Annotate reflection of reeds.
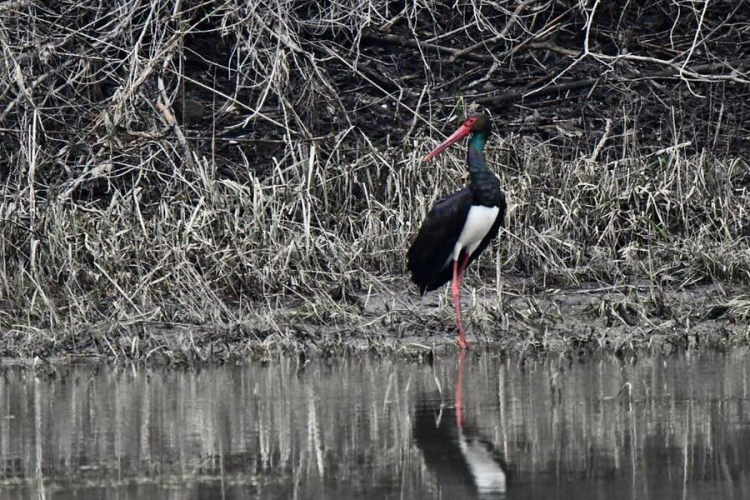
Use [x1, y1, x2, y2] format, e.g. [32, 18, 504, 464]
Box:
[0, 354, 749, 499]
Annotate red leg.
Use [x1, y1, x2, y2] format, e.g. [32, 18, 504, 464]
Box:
[459, 251, 471, 275]
[452, 253, 473, 350]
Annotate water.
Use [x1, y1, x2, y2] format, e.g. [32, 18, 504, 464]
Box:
[1, 351, 749, 500]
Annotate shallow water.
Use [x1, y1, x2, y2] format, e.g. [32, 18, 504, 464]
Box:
[1, 351, 749, 500]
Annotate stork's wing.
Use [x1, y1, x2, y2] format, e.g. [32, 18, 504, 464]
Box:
[407, 188, 472, 294]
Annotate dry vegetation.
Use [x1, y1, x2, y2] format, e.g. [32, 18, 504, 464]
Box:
[0, 0, 749, 360]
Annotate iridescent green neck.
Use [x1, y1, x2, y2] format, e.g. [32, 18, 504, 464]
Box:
[466, 130, 501, 207]
[467, 132, 490, 176]
[470, 131, 488, 151]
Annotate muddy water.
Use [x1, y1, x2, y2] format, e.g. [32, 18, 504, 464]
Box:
[1, 351, 749, 500]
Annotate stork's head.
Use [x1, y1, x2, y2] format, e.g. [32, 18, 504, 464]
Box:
[423, 114, 492, 161]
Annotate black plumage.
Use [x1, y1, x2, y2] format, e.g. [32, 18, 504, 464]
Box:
[407, 188, 505, 294]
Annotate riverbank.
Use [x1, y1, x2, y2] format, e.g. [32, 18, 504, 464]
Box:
[2, 2, 749, 367]
[3, 277, 747, 368]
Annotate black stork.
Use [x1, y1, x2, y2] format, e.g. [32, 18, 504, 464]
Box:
[407, 113, 506, 349]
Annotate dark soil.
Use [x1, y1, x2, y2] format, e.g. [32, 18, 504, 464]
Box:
[3, 279, 747, 369]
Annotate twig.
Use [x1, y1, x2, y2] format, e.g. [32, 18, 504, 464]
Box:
[679, 0, 712, 97]
[448, 0, 545, 62]
[644, 141, 692, 158]
[361, 31, 494, 63]
[524, 42, 580, 58]
[93, 261, 144, 316]
[163, 67, 296, 134]
[56, 163, 114, 205]
[475, 78, 600, 106]
[589, 118, 612, 163]
[476, 59, 750, 108]
[318, 45, 439, 135]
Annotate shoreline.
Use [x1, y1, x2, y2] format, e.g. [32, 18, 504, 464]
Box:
[3, 278, 747, 368]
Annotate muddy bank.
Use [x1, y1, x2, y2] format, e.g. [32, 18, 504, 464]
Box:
[357, 278, 749, 354]
[2, 278, 747, 368]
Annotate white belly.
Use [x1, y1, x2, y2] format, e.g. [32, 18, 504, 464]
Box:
[453, 205, 500, 260]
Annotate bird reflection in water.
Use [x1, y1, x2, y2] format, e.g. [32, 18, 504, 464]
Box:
[414, 351, 508, 499]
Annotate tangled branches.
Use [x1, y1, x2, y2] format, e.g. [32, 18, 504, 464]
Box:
[1, 0, 749, 177]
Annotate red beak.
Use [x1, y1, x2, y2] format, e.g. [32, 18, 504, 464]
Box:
[423, 123, 473, 161]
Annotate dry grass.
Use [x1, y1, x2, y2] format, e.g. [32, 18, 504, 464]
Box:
[0, 1, 749, 358]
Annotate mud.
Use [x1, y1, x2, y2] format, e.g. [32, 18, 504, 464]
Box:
[1, 278, 747, 368]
